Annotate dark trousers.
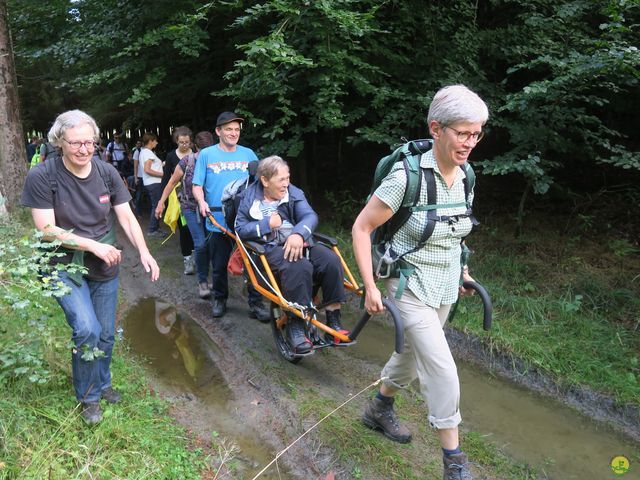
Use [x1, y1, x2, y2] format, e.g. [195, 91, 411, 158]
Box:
[207, 231, 261, 304]
[178, 220, 194, 257]
[145, 183, 162, 233]
[264, 244, 345, 307]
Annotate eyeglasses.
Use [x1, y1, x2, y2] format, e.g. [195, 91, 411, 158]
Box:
[444, 126, 485, 144]
[62, 138, 96, 150]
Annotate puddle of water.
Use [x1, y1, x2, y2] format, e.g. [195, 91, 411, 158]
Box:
[347, 315, 639, 480]
[123, 298, 284, 479]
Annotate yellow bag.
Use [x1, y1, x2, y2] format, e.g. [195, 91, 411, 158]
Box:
[163, 186, 181, 235]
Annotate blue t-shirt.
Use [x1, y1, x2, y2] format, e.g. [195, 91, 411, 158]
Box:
[192, 143, 258, 232]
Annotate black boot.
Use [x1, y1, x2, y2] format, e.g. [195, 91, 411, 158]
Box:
[325, 309, 348, 344]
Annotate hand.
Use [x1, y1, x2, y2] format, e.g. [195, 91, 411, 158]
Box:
[135, 178, 140, 185]
[198, 200, 210, 219]
[140, 250, 160, 281]
[154, 203, 164, 219]
[269, 212, 282, 229]
[91, 242, 122, 267]
[364, 285, 385, 315]
[458, 265, 476, 297]
[283, 234, 304, 262]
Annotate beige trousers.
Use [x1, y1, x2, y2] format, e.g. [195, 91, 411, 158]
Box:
[381, 278, 462, 430]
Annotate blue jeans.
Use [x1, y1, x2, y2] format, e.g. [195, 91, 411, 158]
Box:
[56, 272, 119, 403]
[183, 209, 209, 284]
[145, 183, 162, 232]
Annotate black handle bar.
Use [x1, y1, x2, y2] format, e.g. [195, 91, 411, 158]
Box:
[349, 298, 404, 354]
[461, 280, 493, 331]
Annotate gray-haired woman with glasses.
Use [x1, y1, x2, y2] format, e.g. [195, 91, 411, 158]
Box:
[21, 109, 160, 425]
[352, 85, 488, 480]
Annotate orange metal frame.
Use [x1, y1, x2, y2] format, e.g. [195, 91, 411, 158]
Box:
[208, 214, 361, 344]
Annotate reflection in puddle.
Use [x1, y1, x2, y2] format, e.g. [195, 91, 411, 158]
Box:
[348, 315, 639, 480]
[123, 298, 283, 479]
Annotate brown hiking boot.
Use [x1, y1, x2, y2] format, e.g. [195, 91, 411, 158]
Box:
[101, 387, 121, 404]
[443, 453, 474, 480]
[362, 396, 412, 443]
[81, 402, 102, 425]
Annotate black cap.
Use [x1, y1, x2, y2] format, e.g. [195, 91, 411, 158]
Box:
[216, 111, 244, 127]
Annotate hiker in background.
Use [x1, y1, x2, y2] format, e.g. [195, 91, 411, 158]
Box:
[140, 132, 165, 237]
[20, 109, 159, 425]
[131, 139, 146, 217]
[161, 126, 195, 276]
[155, 131, 215, 299]
[351, 84, 488, 480]
[235, 155, 348, 352]
[26, 137, 39, 163]
[192, 111, 269, 321]
[105, 133, 129, 172]
[40, 139, 58, 163]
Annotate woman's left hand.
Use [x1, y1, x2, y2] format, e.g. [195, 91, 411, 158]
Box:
[283, 234, 304, 262]
[155, 203, 164, 219]
[458, 265, 476, 297]
[140, 250, 160, 281]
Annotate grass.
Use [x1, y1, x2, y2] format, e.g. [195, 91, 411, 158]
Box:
[0, 296, 208, 479]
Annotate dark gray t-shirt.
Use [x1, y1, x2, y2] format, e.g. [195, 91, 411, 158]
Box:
[21, 156, 131, 280]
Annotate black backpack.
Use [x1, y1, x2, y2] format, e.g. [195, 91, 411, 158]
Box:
[220, 160, 259, 233]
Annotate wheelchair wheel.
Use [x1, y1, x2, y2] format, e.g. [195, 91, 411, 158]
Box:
[270, 302, 302, 364]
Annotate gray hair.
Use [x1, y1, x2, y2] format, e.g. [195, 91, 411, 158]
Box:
[427, 85, 489, 126]
[47, 110, 100, 147]
[257, 155, 288, 180]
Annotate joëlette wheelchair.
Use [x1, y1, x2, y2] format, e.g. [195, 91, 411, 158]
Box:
[208, 214, 405, 364]
[207, 214, 492, 364]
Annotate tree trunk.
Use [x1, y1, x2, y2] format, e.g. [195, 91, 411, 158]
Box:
[0, 0, 27, 214]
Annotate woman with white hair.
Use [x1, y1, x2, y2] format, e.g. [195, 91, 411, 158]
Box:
[352, 85, 489, 480]
[21, 109, 160, 425]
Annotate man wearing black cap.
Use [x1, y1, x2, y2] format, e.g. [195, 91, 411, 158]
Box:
[192, 112, 269, 320]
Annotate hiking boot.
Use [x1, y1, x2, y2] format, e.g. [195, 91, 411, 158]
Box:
[81, 402, 102, 425]
[183, 255, 195, 275]
[286, 317, 312, 354]
[325, 309, 349, 344]
[212, 298, 227, 318]
[248, 301, 270, 323]
[198, 282, 211, 299]
[101, 387, 121, 404]
[362, 397, 412, 443]
[443, 453, 473, 480]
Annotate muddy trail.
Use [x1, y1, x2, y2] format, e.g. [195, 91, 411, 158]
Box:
[115, 228, 639, 480]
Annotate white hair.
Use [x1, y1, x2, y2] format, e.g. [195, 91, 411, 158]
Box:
[47, 110, 100, 147]
[427, 85, 489, 126]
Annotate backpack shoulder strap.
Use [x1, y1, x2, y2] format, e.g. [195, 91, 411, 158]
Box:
[92, 158, 115, 198]
[45, 155, 59, 195]
[461, 162, 475, 206]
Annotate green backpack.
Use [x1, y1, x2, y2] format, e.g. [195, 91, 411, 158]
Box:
[369, 139, 477, 298]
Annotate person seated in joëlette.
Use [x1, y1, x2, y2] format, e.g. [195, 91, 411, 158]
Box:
[234, 155, 348, 353]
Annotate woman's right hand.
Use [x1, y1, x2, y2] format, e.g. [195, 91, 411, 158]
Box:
[364, 285, 385, 315]
[269, 212, 282, 229]
[91, 242, 122, 267]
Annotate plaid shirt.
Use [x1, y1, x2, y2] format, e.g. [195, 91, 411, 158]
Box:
[374, 149, 475, 308]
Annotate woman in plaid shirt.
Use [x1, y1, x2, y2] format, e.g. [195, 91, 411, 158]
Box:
[352, 85, 489, 480]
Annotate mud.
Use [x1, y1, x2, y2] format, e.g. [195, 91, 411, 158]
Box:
[115, 229, 639, 479]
